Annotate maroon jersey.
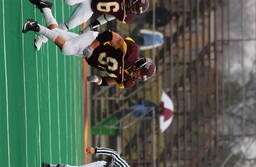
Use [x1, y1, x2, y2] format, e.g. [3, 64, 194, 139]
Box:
[86, 38, 139, 88]
[91, 0, 135, 23]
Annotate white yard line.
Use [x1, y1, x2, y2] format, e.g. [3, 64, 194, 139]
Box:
[2, 0, 11, 167]
[46, 43, 53, 161]
[61, 1, 69, 162]
[53, 0, 62, 162]
[20, 1, 28, 167]
[70, 59, 74, 163]
[34, 9, 42, 164]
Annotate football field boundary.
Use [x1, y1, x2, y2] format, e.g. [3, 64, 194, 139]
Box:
[1, 1, 11, 167]
[0, 1, 86, 167]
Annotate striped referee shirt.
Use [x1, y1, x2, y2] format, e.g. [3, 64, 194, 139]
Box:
[95, 147, 129, 167]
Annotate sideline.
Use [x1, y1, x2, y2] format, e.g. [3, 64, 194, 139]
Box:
[82, 58, 89, 164]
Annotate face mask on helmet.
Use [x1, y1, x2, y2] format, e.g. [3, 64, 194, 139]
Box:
[126, 0, 149, 15]
[132, 58, 156, 81]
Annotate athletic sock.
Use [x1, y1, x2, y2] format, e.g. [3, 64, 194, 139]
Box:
[38, 25, 58, 42]
[42, 8, 58, 26]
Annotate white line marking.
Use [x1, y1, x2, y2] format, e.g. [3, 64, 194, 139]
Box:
[61, 0, 69, 162]
[70, 59, 74, 163]
[20, 1, 29, 167]
[34, 9, 42, 164]
[53, 0, 62, 162]
[2, 0, 11, 166]
[46, 41, 53, 161]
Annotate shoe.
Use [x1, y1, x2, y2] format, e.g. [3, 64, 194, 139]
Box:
[22, 19, 40, 33]
[34, 35, 48, 50]
[29, 0, 53, 12]
[41, 163, 66, 167]
[41, 163, 50, 167]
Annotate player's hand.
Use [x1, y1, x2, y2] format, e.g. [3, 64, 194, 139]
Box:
[87, 75, 102, 85]
[83, 46, 94, 59]
[86, 146, 95, 154]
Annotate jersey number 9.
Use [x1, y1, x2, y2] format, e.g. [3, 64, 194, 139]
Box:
[97, 2, 120, 12]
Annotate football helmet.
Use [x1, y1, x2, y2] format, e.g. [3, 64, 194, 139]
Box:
[126, 0, 149, 15]
[132, 57, 156, 81]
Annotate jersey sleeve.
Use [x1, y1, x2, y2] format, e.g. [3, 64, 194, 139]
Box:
[95, 147, 130, 167]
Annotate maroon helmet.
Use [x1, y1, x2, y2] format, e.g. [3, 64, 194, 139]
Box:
[132, 57, 156, 81]
[125, 0, 149, 15]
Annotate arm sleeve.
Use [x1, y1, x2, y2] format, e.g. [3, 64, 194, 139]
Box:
[95, 147, 129, 167]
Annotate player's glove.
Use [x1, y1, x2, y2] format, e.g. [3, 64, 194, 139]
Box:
[83, 46, 94, 59]
[87, 75, 102, 85]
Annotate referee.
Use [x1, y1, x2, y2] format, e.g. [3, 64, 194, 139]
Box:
[42, 146, 129, 167]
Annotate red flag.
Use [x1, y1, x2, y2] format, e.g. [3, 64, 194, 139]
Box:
[159, 91, 174, 132]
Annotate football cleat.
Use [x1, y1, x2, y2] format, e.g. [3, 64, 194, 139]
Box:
[41, 163, 66, 167]
[29, 0, 53, 12]
[34, 35, 48, 51]
[41, 163, 50, 167]
[22, 19, 40, 33]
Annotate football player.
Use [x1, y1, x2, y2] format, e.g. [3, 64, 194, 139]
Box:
[29, 0, 149, 50]
[22, 10, 155, 88]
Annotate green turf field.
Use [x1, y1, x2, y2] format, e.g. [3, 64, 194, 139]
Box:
[0, 1, 85, 167]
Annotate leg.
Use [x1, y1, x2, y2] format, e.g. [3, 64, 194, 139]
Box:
[34, 7, 59, 50]
[22, 19, 97, 56]
[42, 161, 106, 167]
[42, 8, 58, 28]
[62, 30, 98, 56]
[34, 26, 97, 56]
[28, 0, 56, 50]
[22, 19, 71, 51]
[63, 0, 93, 30]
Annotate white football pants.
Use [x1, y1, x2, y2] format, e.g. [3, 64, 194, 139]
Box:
[60, 29, 98, 56]
[38, 6, 98, 56]
[64, 0, 93, 29]
[36, 0, 94, 50]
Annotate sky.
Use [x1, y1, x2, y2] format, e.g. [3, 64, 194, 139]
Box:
[222, 0, 256, 166]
